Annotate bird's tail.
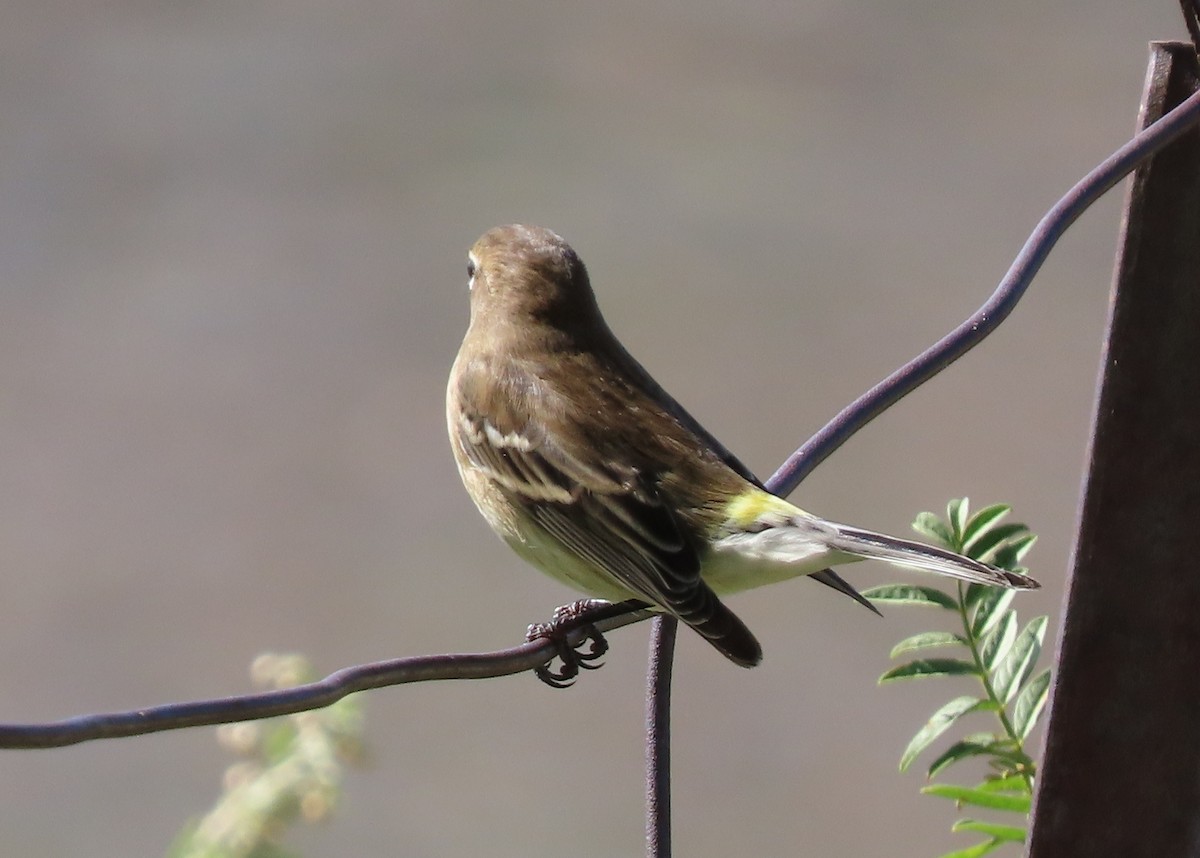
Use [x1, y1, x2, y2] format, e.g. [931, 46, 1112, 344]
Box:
[824, 522, 1039, 590]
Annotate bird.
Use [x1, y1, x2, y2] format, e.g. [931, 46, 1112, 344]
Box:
[446, 224, 1039, 668]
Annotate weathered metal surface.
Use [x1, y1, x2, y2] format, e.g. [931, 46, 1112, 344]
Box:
[1027, 43, 1200, 857]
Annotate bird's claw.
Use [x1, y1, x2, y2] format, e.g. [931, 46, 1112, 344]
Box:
[526, 599, 611, 688]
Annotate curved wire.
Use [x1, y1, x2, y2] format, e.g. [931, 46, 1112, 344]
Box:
[768, 82, 1200, 494]
[1, 79, 1199, 753]
[0, 606, 653, 749]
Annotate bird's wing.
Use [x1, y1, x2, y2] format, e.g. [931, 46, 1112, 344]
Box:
[451, 360, 762, 665]
[451, 371, 761, 664]
[453, 401, 710, 614]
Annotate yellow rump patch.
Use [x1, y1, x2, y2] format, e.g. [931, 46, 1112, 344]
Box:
[724, 489, 803, 527]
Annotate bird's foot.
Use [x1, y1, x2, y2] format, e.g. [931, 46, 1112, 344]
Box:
[526, 599, 611, 688]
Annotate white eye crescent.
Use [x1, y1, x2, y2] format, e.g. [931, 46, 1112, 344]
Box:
[466, 253, 478, 291]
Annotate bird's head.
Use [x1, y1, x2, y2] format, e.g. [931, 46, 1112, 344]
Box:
[463, 225, 606, 344]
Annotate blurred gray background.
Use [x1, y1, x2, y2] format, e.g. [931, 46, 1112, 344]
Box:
[0, 2, 1180, 855]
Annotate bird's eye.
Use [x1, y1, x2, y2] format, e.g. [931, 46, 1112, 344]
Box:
[466, 257, 477, 290]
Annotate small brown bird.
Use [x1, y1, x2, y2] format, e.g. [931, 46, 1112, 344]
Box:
[447, 225, 1038, 667]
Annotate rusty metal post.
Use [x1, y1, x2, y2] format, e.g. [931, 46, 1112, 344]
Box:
[1027, 43, 1200, 857]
